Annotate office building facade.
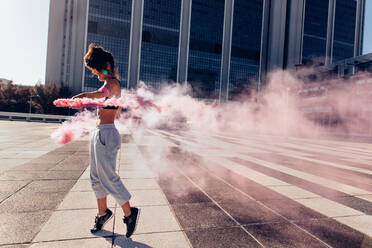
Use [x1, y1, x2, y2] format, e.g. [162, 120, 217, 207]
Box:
[46, 0, 366, 100]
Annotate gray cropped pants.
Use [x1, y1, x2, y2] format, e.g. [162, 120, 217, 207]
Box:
[90, 124, 131, 206]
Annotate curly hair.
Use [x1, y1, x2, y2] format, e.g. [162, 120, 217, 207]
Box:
[84, 44, 119, 78]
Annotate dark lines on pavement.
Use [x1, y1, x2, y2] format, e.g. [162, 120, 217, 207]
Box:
[140, 130, 371, 248]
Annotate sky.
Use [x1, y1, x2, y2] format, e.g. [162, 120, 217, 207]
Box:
[0, 0, 371, 86]
[364, 0, 372, 54]
[0, 0, 49, 85]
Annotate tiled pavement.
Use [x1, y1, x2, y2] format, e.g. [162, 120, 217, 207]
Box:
[139, 129, 372, 248]
[29, 136, 191, 248]
[1, 120, 372, 247]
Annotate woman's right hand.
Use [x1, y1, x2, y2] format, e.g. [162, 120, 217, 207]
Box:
[69, 96, 82, 109]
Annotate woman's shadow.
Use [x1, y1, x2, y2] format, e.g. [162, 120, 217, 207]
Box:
[93, 230, 152, 248]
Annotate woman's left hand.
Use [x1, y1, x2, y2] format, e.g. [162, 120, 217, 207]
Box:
[72, 93, 85, 99]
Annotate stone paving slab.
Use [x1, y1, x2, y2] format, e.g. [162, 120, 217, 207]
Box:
[359, 194, 372, 202]
[1, 245, 29, 248]
[0, 189, 67, 213]
[30, 238, 112, 248]
[70, 178, 160, 192]
[336, 215, 372, 237]
[269, 185, 320, 199]
[57, 191, 116, 210]
[185, 227, 261, 248]
[26, 180, 77, 193]
[296, 197, 363, 217]
[0, 180, 29, 202]
[113, 232, 190, 248]
[114, 205, 182, 235]
[118, 170, 157, 179]
[0, 210, 53, 245]
[130, 189, 168, 206]
[33, 209, 114, 242]
[79, 169, 157, 180]
[0, 159, 33, 172]
[0, 170, 50, 181]
[118, 161, 149, 170]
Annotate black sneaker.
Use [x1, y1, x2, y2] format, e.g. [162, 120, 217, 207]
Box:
[90, 208, 113, 233]
[123, 207, 140, 238]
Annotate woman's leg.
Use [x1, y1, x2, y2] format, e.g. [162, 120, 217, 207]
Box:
[121, 201, 131, 217]
[90, 130, 109, 214]
[97, 197, 108, 215]
[89, 130, 113, 233]
[95, 127, 139, 238]
[95, 128, 132, 212]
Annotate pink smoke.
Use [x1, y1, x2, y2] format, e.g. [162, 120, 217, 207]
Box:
[51, 110, 96, 144]
[53, 94, 161, 112]
[51, 70, 372, 144]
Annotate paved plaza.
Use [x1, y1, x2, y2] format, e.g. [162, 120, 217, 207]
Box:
[0, 120, 371, 247]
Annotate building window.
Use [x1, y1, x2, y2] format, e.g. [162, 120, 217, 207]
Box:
[333, 0, 357, 62]
[302, 0, 329, 65]
[187, 0, 225, 99]
[229, 0, 263, 100]
[139, 0, 181, 88]
[88, 21, 98, 34]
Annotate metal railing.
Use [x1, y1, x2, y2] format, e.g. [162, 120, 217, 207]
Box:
[0, 111, 70, 123]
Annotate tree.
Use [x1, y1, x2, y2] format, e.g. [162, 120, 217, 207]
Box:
[0, 81, 35, 112]
[32, 82, 71, 115]
[0, 81, 72, 115]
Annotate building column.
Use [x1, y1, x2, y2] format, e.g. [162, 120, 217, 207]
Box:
[177, 0, 192, 84]
[62, 0, 73, 85]
[325, 0, 336, 65]
[259, 0, 270, 89]
[284, 0, 306, 69]
[354, 0, 365, 57]
[81, 0, 90, 92]
[219, 0, 234, 103]
[266, 0, 288, 71]
[71, 0, 89, 94]
[127, 0, 144, 89]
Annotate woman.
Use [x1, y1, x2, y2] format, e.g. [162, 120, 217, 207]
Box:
[72, 44, 139, 238]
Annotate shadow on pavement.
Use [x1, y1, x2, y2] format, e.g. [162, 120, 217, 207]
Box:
[92, 230, 152, 248]
[114, 235, 152, 248]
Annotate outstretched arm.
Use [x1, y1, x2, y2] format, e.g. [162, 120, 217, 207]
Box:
[72, 90, 105, 99]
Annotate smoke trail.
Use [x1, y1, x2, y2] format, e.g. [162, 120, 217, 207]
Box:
[51, 110, 96, 144]
[51, 69, 372, 144]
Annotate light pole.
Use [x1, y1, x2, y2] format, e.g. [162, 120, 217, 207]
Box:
[28, 94, 33, 116]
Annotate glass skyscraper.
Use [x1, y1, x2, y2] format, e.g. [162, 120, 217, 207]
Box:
[46, 0, 366, 98]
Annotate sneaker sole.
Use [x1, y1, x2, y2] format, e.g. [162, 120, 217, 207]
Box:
[102, 214, 113, 230]
[133, 208, 141, 235]
[91, 213, 113, 233]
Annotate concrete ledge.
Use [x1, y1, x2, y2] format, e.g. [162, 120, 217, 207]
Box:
[0, 111, 70, 123]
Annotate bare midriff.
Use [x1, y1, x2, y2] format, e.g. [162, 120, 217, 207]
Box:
[97, 108, 118, 125]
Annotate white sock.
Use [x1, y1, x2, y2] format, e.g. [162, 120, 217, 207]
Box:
[98, 212, 106, 217]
